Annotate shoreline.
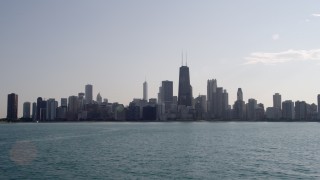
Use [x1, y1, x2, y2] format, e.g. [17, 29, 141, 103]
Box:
[1, 120, 320, 123]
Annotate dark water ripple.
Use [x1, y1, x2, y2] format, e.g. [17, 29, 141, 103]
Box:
[1, 122, 320, 179]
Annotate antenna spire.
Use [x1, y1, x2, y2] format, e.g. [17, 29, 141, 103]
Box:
[181, 50, 184, 66]
[186, 51, 188, 66]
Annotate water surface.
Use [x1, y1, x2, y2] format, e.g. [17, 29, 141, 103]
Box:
[1, 122, 320, 179]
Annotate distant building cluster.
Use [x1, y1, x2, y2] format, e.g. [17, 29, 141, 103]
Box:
[4, 62, 320, 122]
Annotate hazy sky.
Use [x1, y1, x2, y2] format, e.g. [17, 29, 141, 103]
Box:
[1, 0, 320, 118]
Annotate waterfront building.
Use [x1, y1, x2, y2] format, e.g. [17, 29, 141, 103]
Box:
[143, 80, 148, 101]
[32, 102, 37, 120]
[295, 101, 307, 121]
[207, 79, 217, 117]
[247, 98, 257, 121]
[40, 100, 47, 121]
[282, 100, 294, 120]
[36, 97, 43, 120]
[7, 93, 18, 120]
[96, 93, 102, 104]
[46, 99, 58, 120]
[161, 80, 173, 112]
[85, 84, 93, 104]
[233, 88, 245, 120]
[273, 93, 282, 109]
[61, 98, 67, 108]
[318, 94, 320, 119]
[178, 65, 193, 107]
[23, 102, 31, 118]
[68, 96, 79, 120]
[195, 95, 207, 119]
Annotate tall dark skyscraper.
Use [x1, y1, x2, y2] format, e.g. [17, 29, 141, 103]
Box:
[7, 93, 18, 120]
[85, 84, 93, 104]
[178, 65, 193, 106]
[36, 97, 43, 120]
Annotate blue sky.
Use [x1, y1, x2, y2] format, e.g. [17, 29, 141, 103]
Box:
[1, 0, 320, 118]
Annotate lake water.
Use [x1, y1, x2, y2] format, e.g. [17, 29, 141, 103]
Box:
[1, 122, 320, 179]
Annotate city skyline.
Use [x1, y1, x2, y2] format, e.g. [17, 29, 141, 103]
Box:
[1, 1, 320, 118]
[3, 63, 320, 121]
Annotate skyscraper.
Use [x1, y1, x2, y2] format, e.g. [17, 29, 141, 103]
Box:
[318, 95, 320, 119]
[68, 95, 78, 120]
[215, 87, 223, 118]
[161, 80, 173, 112]
[143, 81, 148, 101]
[247, 98, 257, 121]
[85, 84, 93, 104]
[7, 93, 18, 120]
[295, 101, 307, 121]
[178, 65, 192, 106]
[273, 93, 282, 109]
[207, 79, 217, 116]
[282, 100, 294, 120]
[237, 88, 243, 101]
[96, 93, 102, 104]
[233, 88, 245, 120]
[36, 97, 43, 120]
[61, 98, 68, 108]
[46, 99, 58, 120]
[23, 102, 31, 118]
[32, 102, 37, 120]
[222, 90, 229, 111]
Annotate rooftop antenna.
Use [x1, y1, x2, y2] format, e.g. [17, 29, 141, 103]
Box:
[181, 50, 184, 66]
[186, 51, 188, 66]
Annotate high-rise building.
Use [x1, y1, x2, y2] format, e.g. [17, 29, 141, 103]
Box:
[233, 88, 245, 120]
[295, 101, 307, 121]
[161, 80, 173, 112]
[237, 88, 243, 101]
[36, 97, 43, 120]
[143, 81, 148, 101]
[178, 65, 192, 106]
[215, 87, 223, 118]
[7, 93, 18, 120]
[61, 98, 68, 108]
[247, 99, 257, 121]
[23, 102, 31, 118]
[85, 84, 93, 104]
[46, 99, 58, 120]
[40, 100, 47, 121]
[282, 100, 294, 120]
[32, 102, 37, 120]
[207, 79, 217, 116]
[96, 93, 102, 104]
[222, 90, 229, 111]
[273, 93, 282, 109]
[318, 95, 320, 119]
[78, 93, 85, 111]
[68, 96, 78, 120]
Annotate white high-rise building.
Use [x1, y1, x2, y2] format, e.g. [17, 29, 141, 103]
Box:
[23, 102, 31, 118]
[143, 81, 148, 101]
[85, 84, 93, 104]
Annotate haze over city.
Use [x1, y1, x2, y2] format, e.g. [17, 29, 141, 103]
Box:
[1, 0, 320, 118]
